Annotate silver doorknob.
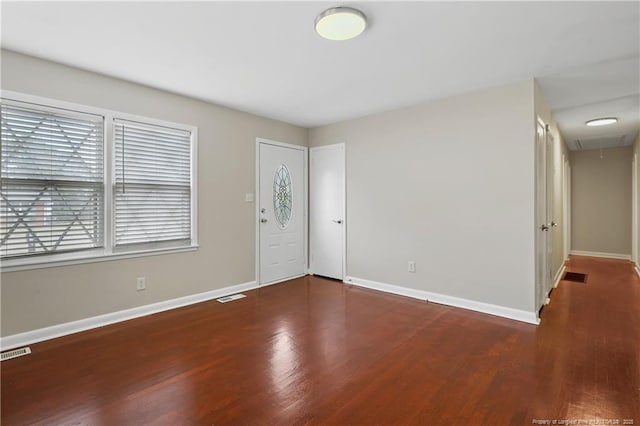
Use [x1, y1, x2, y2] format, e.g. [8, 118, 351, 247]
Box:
[261, 218, 267, 223]
[332, 219, 343, 224]
[540, 224, 549, 231]
[551, 221, 558, 227]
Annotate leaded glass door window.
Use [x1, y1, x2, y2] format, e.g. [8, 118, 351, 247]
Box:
[273, 164, 292, 229]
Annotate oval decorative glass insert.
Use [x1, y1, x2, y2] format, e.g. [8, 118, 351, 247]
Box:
[273, 164, 292, 228]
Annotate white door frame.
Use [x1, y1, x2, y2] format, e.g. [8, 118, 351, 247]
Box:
[255, 138, 308, 286]
[309, 143, 347, 280]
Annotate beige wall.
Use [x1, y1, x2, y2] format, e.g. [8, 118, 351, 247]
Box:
[310, 80, 536, 312]
[571, 146, 633, 256]
[0, 50, 307, 336]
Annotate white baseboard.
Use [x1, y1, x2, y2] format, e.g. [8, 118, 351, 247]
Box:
[570, 250, 631, 260]
[0, 280, 257, 351]
[553, 265, 566, 289]
[343, 276, 539, 325]
[635, 264, 640, 278]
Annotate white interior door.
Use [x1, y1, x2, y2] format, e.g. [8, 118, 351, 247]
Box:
[632, 152, 638, 265]
[563, 158, 571, 261]
[310, 144, 345, 280]
[258, 140, 306, 285]
[535, 121, 550, 312]
[545, 130, 554, 294]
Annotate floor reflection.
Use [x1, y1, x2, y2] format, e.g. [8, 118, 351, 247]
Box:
[269, 322, 304, 407]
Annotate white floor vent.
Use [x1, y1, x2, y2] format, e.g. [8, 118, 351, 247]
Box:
[1, 347, 31, 361]
[216, 294, 246, 303]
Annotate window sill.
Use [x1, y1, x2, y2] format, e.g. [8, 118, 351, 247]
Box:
[0, 245, 199, 273]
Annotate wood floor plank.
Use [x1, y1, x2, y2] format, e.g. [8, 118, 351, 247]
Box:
[1, 255, 639, 425]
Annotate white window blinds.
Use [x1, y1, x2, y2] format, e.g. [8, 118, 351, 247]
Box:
[1, 103, 104, 258]
[114, 119, 192, 247]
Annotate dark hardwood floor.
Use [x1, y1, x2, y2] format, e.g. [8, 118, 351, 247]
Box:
[1, 256, 639, 425]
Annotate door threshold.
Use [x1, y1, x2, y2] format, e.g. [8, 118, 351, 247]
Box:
[259, 273, 307, 287]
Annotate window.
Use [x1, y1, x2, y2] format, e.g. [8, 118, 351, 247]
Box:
[1, 102, 104, 258]
[114, 120, 192, 249]
[0, 92, 197, 270]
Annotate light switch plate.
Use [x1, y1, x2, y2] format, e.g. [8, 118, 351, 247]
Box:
[245, 193, 254, 202]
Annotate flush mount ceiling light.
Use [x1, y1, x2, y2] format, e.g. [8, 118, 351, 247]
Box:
[585, 117, 618, 127]
[315, 7, 367, 41]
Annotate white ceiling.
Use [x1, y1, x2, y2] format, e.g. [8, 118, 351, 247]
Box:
[1, 1, 639, 137]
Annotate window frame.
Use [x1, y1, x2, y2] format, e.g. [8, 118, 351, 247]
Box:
[0, 91, 198, 272]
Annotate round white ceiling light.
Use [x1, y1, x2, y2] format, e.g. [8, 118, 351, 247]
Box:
[585, 117, 618, 127]
[315, 7, 367, 41]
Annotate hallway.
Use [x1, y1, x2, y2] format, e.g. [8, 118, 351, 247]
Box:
[529, 255, 640, 422]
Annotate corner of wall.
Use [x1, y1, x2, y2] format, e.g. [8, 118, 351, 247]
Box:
[533, 79, 552, 125]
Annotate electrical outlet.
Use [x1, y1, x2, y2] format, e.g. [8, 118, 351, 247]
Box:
[136, 277, 146, 291]
[408, 261, 416, 273]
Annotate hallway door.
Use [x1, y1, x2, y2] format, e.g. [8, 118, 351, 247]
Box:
[535, 121, 551, 312]
[545, 131, 555, 295]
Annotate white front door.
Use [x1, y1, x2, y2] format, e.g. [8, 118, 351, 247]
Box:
[258, 140, 306, 285]
[310, 144, 345, 280]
